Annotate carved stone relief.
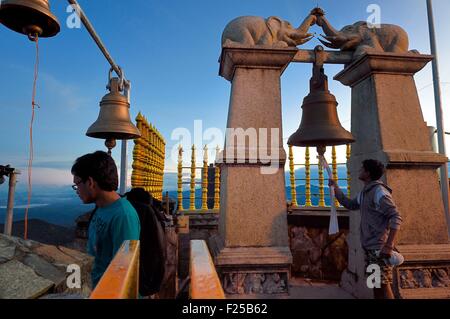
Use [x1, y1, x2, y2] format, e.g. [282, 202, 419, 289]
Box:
[398, 267, 450, 289]
[222, 272, 288, 295]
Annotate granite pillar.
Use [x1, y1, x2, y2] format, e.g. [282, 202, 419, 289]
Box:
[334, 52, 450, 299]
[209, 45, 295, 296]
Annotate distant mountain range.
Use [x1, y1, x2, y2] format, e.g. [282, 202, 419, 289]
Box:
[164, 165, 349, 190]
[0, 185, 94, 228]
[0, 219, 75, 246]
[1, 163, 448, 228]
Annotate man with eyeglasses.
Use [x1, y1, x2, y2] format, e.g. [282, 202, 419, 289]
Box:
[71, 151, 140, 288]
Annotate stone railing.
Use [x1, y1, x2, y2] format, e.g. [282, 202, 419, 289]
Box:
[288, 144, 351, 207]
[131, 113, 165, 201]
[176, 144, 353, 211]
[177, 145, 220, 212]
[286, 145, 352, 280]
[189, 240, 225, 299]
[90, 240, 140, 299]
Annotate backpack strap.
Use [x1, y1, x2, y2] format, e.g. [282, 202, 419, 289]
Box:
[373, 184, 392, 206]
[88, 206, 98, 226]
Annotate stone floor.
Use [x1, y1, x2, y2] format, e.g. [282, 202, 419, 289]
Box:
[288, 278, 355, 299]
[0, 234, 93, 299]
[228, 278, 355, 299]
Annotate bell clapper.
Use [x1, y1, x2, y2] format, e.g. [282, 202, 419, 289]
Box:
[317, 145, 326, 171]
[317, 145, 326, 157]
[24, 25, 42, 42]
[105, 138, 117, 156]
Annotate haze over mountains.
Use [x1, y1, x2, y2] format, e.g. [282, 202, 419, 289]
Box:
[0, 166, 348, 227]
[4, 163, 448, 228]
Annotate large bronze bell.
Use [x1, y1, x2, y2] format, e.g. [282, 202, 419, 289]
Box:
[288, 49, 354, 148]
[0, 0, 60, 38]
[86, 77, 141, 144]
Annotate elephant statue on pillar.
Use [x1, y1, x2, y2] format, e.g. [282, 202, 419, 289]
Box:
[312, 8, 419, 57]
[221, 13, 317, 48]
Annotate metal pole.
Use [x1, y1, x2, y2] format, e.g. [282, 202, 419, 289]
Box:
[4, 172, 17, 236]
[67, 0, 134, 195]
[427, 0, 450, 236]
[119, 140, 127, 195]
[119, 81, 131, 195]
[67, 0, 123, 79]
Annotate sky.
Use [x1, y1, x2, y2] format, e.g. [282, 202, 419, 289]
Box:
[0, 0, 449, 188]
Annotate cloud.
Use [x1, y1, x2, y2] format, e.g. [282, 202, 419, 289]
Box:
[1, 156, 75, 170]
[13, 167, 72, 186]
[6, 64, 88, 112]
[39, 72, 88, 111]
[31, 161, 74, 170]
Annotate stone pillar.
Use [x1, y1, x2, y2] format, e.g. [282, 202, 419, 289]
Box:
[335, 52, 450, 299]
[209, 45, 295, 296]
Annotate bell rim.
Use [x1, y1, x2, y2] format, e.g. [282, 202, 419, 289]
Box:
[0, 0, 60, 37]
[86, 129, 142, 140]
[86, 121, 141, 140]
[287, 126, 355, 147]
[86, 132, 142, 140]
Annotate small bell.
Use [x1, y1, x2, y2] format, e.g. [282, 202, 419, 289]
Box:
[0, 0, 60, 38]
[288, 46, 354, 148]
[86, 77, 141, 153]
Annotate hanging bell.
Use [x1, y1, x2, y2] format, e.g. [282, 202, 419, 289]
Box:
[86, 77, 141, 141]
[0, 0, 60, 38]
[288, 53, 354, 148]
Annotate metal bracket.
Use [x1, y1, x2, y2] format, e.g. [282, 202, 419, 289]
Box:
[292, 48, 353, 65]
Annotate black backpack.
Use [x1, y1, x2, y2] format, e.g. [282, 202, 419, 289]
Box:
[127, 200, 167, 296]
[88, 200, 167, 296]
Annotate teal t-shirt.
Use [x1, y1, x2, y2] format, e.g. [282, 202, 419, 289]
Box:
[87, 197, 140, 287]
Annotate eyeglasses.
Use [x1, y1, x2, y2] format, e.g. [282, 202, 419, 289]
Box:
[72, 180, 83, 191]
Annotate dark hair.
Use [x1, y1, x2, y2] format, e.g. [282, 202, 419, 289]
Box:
[362, 159, 385, 181]
[71, 151, 118, 191]
[125, 188, 152, 205]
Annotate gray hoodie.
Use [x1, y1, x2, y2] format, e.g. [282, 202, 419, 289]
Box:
[335, 180, 402, 250]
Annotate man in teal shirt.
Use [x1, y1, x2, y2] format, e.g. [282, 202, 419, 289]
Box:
[71, 151, 140, 288]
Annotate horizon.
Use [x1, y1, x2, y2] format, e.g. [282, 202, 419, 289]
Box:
[1, 0, 449, 188]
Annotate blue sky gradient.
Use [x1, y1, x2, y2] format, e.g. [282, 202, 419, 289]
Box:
[1, 0, 449, 186]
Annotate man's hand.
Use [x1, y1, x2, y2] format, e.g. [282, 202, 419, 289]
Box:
[380, 245, 393, 258]
[381, 230, 398, 259]
[328, 178, 337, 188]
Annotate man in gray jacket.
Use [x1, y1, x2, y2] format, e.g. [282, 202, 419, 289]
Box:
[328, 159, 402, 299]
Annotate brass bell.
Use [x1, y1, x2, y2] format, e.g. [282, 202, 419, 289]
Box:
[0, 0, 60, 38]
[86, 77, 141, 142]
[288, 49, 354, 148]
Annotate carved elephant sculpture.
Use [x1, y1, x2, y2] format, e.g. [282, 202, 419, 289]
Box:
[221, 14, 316, 48]
[315, 14, 417, 57]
